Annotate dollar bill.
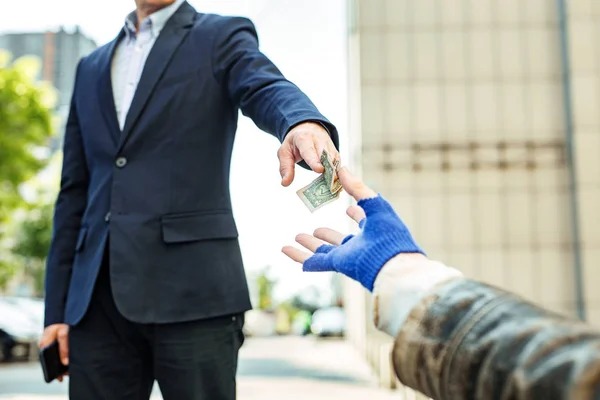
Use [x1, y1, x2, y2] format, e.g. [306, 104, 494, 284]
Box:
[321, 151, 336, 192]
[330, 158, 342, 194]
[297, 150, 342, 212]
[320, 150, 343, 193]
[296, 174, 341, 212]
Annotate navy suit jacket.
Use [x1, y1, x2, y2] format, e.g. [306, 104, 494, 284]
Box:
[44, 2, 339, 327]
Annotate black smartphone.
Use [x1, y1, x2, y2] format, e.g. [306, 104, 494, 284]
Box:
[39, 341, 68, 383]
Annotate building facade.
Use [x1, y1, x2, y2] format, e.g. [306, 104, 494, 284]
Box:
[344, 0, 600, 392]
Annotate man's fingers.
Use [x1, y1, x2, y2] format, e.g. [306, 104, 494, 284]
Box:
[346, 205, 366, 224]
[38, 332, 51, 349]
[57, 370, 69, 382]
[277, 145, 296, 187]
[282, 246, 312, 264]
[337, 167, 377, 201]
[313, 228, 345, 246]
[295, 233, 325, 253]
[296, 137, 323, 173]
[39, 326, 58, 349]
[328, 145, 340, 164]
[57, 326, 69, 365]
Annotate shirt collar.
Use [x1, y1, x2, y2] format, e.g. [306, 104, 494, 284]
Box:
[123, 0, 185, 39]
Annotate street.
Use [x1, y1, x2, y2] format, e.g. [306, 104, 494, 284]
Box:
[0, 336, 398, 400]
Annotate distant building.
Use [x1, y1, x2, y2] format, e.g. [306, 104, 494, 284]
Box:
[0, 26, 97, 151]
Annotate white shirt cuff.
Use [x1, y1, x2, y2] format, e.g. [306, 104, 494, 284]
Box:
[372, 256, 463, 338]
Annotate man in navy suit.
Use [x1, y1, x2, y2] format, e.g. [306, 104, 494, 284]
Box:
[38, 0, 339, 398]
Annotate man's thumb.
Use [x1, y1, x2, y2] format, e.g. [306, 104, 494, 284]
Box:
[278, 146, 295, 186]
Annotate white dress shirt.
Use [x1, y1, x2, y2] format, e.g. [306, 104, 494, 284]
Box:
[111, 0, 185, 130]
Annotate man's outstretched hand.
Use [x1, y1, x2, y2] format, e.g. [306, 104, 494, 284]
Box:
[278, 122, 339, 186]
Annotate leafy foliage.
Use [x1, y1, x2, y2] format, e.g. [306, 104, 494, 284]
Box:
[0, 256, 17, 290]
[13, 202, 54, 295]
[256, 266, 277, 310]
[0, 50, 57, 289]
[0, 50, 56, 224]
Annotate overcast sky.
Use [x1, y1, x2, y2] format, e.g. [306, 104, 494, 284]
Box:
[1, 0, 351, 302]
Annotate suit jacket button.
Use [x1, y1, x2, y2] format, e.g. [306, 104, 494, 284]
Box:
[115, 157, 127, 168]
[104, 212, 111, 222]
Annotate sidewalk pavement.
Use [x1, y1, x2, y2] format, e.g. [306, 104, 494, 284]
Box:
[236, 336, 399, 400]
[0, 336, 399, 400]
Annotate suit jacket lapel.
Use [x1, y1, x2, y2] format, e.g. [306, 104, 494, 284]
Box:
[97, 30, 124, 146]
[118, 2, 196, 152]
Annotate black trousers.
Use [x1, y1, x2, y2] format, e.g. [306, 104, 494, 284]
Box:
[68, 250, 245, 400]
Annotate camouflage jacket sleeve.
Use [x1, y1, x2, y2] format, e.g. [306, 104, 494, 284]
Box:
[392, 278, 600, 400]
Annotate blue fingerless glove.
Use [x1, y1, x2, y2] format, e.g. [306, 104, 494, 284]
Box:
[303, 195, 425, 291]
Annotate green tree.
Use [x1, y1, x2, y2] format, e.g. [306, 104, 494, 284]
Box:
[13, 202, 54, 295]
[0, 256, 18, 290]
[0, 50, 56, 223]
[256, 267, 277, 311]
[0, 50, 57, 287]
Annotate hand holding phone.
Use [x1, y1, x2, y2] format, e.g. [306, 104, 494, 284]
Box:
[38, 323, 69, 383]
[39, 340, 69, 383]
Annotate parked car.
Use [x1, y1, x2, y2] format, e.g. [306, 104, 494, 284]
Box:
[310, 307, 345, 337]
[0, 297, 43, 362]
[2, 297, 44, 328]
